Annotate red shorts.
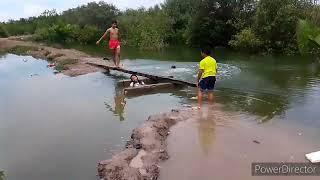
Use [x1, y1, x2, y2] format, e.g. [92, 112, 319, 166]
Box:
[109, 40, 121, 50]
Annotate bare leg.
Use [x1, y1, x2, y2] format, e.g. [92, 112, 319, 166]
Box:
[208, 91, 214, 105]
[111, 49, 116, 66]
[198, 89, 203, 109]
[116, 47, 121, 67]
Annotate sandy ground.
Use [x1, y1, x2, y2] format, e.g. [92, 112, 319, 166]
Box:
[0, 37, 111, 76]
[159, 106, 319, 180]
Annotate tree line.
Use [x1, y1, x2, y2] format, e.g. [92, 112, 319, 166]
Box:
[0, 0, 319, 55]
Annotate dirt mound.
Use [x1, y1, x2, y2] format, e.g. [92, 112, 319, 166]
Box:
[98, 109, 197, 180]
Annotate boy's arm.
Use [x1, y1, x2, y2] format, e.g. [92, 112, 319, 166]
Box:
[197, 69, 203, 86]
[118, 29, 121, 41]
[97, 29, 110, 44]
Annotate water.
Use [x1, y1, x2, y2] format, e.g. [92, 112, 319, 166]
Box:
[1, 47, 320, 179]
[0, 54, 185, 180]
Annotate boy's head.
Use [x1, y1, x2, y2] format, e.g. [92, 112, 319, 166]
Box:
[201, 47, 212, 58]
[130, 74, 138, 82]
[112, 20, 118, 28]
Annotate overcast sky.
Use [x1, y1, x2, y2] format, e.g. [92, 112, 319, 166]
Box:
[0, 0, 165, 22]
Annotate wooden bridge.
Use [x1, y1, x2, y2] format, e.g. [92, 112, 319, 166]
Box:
[87, 62, 197, 88]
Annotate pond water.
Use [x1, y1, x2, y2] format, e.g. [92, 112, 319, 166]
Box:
[1, 47, 320, 180]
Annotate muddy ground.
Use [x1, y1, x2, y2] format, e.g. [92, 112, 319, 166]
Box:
[98, 109, 198, 180]
[0, 37, 111, 76]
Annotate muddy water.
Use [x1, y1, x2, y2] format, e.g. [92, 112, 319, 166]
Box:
[1, 48, 320, 180]
[160, 106, 319, 180]
[0, 54, 187, 180]
[157, 52, 320, 179]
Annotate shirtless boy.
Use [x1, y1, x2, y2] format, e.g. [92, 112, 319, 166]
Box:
[96, 20, 121, 67]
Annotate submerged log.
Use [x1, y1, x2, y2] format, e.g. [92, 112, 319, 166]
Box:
[124, 83, 181, 96]
[86, 62, 197, 87]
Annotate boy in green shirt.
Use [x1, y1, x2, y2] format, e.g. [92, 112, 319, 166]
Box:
[196, 47, 218, 109]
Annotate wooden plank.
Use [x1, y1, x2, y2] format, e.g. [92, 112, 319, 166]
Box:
[87, 62, 197, 87]
[123, 83, 179, 96]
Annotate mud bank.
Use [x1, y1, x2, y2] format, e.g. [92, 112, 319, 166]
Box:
[98, 109, 197, 180]
[0, 37, 110, 76]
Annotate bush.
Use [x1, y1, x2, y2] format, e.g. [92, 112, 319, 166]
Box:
[55, 59, 78, 71]
[229, 28, 262, 53]
[72, 25, 101, 44]
[297, 19, 320, 55]
[0, 25, 9, 38]
[3, 19, 37, 35]
[34, 22, 76, 43]
[8, 45, 38, 55]
[119, 8, 172, 49]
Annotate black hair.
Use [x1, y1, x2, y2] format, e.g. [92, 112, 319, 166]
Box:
[130, 74, 138, 80]
[112, 20, 118, 25]
[130, 74, 142, 84]
[201, 47, 212, 55]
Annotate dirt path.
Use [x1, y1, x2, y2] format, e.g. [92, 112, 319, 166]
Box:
[0, 37, 112, 76]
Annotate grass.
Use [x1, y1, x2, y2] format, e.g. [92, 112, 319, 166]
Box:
[55, 58, 78, 71]
[8, 45, 38, 55]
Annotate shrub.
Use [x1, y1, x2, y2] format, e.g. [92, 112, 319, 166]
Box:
[229, 28, 262, 53]
[72, 25, 101, 44]
[119, 8, 172, 49]
[55, 59, 78, 71]
[0, 25, 9, 38]
[34, 22, 76, 43]
[8, 45, 38, 55]
[296, 19, 320, 55]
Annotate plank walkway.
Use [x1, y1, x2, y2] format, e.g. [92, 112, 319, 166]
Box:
[87, 62, 197, 87]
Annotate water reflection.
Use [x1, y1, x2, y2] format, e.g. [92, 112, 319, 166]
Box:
[105, 89, 127, 121]
[197, 108, 216, 155]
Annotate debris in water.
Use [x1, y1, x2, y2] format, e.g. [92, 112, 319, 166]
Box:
[190, 96, 197, 100]
[305, 151, 320, 163]
[183, 104, 192, 108]
[23, 59, 28, 62]
[30, 73, 39, 77]
[253, 140, 261, 144]
[171, 109, 179, 113]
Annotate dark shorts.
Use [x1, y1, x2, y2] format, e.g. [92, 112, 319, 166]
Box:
[199, 76, 216, 92]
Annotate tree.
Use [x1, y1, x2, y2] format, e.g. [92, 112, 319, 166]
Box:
[61, 1, 119, 29]
[253, 0, 313, 53]
[162, 0, 200, 44]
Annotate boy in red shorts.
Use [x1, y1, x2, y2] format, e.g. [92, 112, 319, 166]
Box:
[96, 20, 121, 67]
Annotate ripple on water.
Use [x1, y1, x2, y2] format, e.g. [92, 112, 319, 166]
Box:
[122, 59, 241, 83]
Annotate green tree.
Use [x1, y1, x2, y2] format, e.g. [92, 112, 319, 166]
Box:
[119, 7, 172, 49]
[61, 1, 119, 29]
[297, 19, 320, 54]
[0, 24, 9, 37]
[162, 0, 200, 44]
[229, 27, 262, 52]
[253, 0, 313, 53]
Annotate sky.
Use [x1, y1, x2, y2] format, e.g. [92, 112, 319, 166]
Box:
[0, 0, 165, 22]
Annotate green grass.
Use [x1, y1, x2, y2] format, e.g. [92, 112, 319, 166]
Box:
[55, 58, 78, 71]
[8, 45, 38, 55]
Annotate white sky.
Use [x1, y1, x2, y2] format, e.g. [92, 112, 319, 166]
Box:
[0, 0, 165, 22]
